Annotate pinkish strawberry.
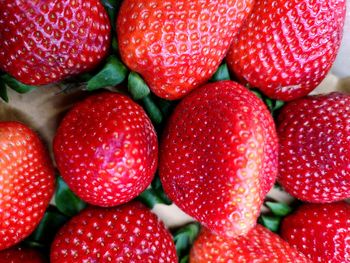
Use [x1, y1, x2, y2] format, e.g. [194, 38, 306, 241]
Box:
[159, 80, 278, 238]
[50, 202, 177, 262]
[227, 0, 346, 101]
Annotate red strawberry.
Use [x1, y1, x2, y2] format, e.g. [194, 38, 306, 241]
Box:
[159, 81, 278, 237]
[0, 247, 47, 263]
[281, 202, 350, 263]
[278, 93, 350, 203]
[190, 225, 310, 262]
[117, 0, 254, 100]
[227, 0, 346, 101]
[0, 122, 55, 250]
[50, 202, 177, 262]
[0, 0, 111, 85]
[53, 92, 158, 207]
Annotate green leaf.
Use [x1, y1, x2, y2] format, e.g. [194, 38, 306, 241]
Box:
[260, 215, 281, 233]
[86, 56, 127, 90]
[173, 222, 201, 259]
[151, 175, 172, 205]
[0, 81, 8, 102]
[211, 63, 230, 81]
[136, 188, 164, 209]
[1, 74, 36, 93]
[142, 95, 163, 124]
[25, 206, 69, 247]
[55, 176, 87, 217]
[128, 72, 150, 100]
[265, 202, 293, 217]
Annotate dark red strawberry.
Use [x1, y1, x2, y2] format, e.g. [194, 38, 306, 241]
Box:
[53, 92, 158, 207]
[278, 93, 350, 203]
[0, 247, 47, 263]
[50, 202, 177, 262]
[0, 122, 55, 250]
[281, 202, 350, 263]
[117, 0, 254, 100]
[190, 225, 310, 262]
[227, 0, 346, 101]
[159, 81, 278, 238]
[0, 0, 111, 85]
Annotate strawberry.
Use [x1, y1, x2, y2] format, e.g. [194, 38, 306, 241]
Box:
[278, 93, 350, 203]
[281, 202, 350, 263]
[0, 247, 47, 263]
[0, 0, 111, 85]
[227, 0, 346, 101]
[159, 81, 278, 237]
[53, 92, 158, 207]
[117, 0, 254, 100]
[50, 202, 177, 262]
[0, 122, 55, 250]
[190, 225, 310, 262]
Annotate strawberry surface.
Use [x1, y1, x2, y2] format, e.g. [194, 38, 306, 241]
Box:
[53, 92, 158, 207]
[50, 202, 177, 262]
[117, 0, 254, 100]
[159, 81, 278, 237]
[0, 247, 47, 263]
[0, 0, 111, 85]
[0, 122, 55, 250]
[227, 0, 346, 101]
[281, 202, 350, 263]
[278, 93, 350, 203]
[190, 225, 310, 262]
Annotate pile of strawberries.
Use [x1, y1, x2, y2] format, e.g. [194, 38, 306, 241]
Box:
[0, 0, 349, 262]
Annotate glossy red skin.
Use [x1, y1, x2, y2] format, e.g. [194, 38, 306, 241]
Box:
[190, 225, 310, 263]
[53, 92, 158, 207]
[159, 81, 278, 238]
[227, 0, 346, 101]
[281, 202, 350, 263]
[0, 247, 47, 263]
[0, 122, 55, 250]
[0, 0, 111, 85]
[278, 93, 350, 203]
[117, 0, 254, 100]
[50, 202, 177, 262]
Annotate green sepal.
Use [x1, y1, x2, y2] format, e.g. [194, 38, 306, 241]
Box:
[260, 215, 281, 233]
[151, 175, 172, 205]
[101, 0, 121, 27]
[265, 201, 293, 217]
[142, 95, 163, 125]
[0, 81, 8, 102]
[173, 222, 201, 260]
[128, 72, 150, 100]
[136, 187, 165, 209]
[211, 63, 230, 82]
[1, 74, 36, 93]
[86, 56, 127, 91]
[180, 255, 189, 263]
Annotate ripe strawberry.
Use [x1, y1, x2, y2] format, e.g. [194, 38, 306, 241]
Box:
[227, 0, 346, 101]
[278, 93, 350, 203]
[190, 225, 310, 262]
[50, 202, 177, 262]
[281, 202, 350, 263]
[117, 0, 254, 100]
[0, 0, 111, 85]
[0, 122, 55, 250]
[159, 81, 278, 237]
[0, 247, 47, 263]
[53, 92, 158, 207]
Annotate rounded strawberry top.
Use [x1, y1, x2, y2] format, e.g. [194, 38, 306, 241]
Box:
[159, 81, 278, 238]
[281, 202, 350, 263]
[0, 0, 111, 85]
[0, 122, 55, 250]
[190, 225, 310, 263]
[53, 92, 158, 207]
[0, 247, 47, 263]
[50, 202, 177, 262]
[278, 93, 350, 203]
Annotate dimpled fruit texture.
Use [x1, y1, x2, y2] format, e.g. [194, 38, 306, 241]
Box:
[0, 122, 55, 250]
[227, 0, 346, 101]
[281, 202, 350, 263]
[53, 92, 158, 207]
[278, 93, 350, 203]
[0, 247, 46, 263]
[190, 225, 310, 263]
[50, 202, 177, 262]
[117, 0, 254, 100]
[0, 0, 110, 85]
[159, 81, 278, 238]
